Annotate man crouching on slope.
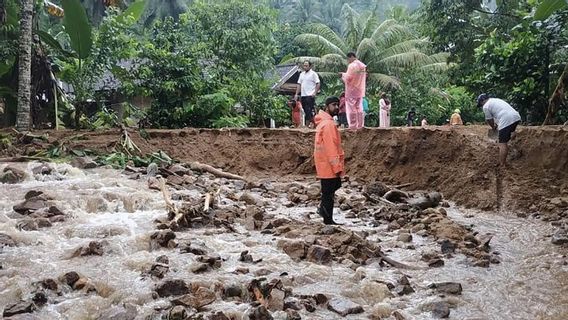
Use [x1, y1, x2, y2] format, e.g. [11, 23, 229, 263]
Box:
[314, 96, 344, 225]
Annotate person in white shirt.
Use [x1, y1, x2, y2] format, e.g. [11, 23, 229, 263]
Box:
[295, 60, 320, 128]
[477, 94, 521, 166]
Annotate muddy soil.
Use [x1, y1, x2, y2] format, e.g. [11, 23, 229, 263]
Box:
[2, 126, 567, 217]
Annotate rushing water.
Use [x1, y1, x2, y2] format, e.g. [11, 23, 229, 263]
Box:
[0, 162, 567, 320]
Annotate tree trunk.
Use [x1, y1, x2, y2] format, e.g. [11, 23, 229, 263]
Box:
[16, 0, 34, 132]
[543, 63, 568, 125]
[0, 0, 6, 25]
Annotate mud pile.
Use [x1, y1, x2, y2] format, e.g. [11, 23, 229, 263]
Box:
[3, 126, 566, 216]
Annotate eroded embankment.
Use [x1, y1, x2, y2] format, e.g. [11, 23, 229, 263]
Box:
[4, 125, 568, 215]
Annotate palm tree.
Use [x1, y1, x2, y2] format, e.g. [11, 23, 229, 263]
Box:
[141, 0, 191, 27]
[16, 0, 33, 131]
[0, 0, 6, 25]
[289, 4, 451, 89]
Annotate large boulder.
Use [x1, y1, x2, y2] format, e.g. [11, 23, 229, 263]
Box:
[0, 166, 27, 184]
[327, 298, 364, 316]
[3, 301, 36, 317]
[155, 279, 190, 297]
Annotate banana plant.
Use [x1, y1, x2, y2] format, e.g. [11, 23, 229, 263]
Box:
[534, 0, 568, 20]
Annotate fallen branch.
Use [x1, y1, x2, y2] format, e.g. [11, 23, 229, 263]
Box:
[391, 182, 414, 189]
[363, 192, 397, 207]
[189, 161, 247, 182]
[0, 156, 54, 162]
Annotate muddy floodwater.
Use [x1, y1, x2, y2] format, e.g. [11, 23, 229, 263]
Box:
[0, 162, 567, 320]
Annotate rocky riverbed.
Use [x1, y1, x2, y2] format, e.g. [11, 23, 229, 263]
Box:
[1, 160, 567, 319]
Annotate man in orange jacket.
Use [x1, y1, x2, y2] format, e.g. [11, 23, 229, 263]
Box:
[314, 96, 345, 225]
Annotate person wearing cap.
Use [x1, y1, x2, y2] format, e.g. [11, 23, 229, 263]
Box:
[450, 109, 463, 125]
[477, 94, 521, 166]
[313, 96, 344, 225]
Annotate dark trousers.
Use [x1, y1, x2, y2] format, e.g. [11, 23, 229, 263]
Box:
[319, 177, 341, 223]
[301, 96, 316, 124]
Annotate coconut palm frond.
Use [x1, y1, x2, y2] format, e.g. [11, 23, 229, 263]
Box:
[317, 71, 342, 83]
[377, 39, 429, 61]
[371, 21, 414, 48]
[424, 52, 451, 63]
[294, 34, 346, 56]
[368, 73, 401, 89]
[282, 56, 323, 65]
[305, 23, 348, 52]
[356, 38, 378, 65]
[378, 50, 429, 69]
[361, 10, 380, 39]
[320, 53, 347, 70]
[341, 3, 362, 49]
[419, 62, 456, 73]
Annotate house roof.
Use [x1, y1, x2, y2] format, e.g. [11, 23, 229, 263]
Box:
[271, 63, 300, 95]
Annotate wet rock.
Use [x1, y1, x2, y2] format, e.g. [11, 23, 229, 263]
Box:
[306, 245, 332, 264]
[306, 185, 320, 200]
[473, 259, 490, 268]
[180, 244, 208, 256]
[431, 301, 450, 318]
[286, 309, 301, 320]
[314, 293, 329, 305]
[60, 271, 80, 287]
[223, 284, 243, 298]
[156, 255, 169, 264]
[150, 230, 176, 248]
[267, 288, 286, 311]
[70, 157, 98, 169]
[328, 297, 364, 316]
[240, 192, 259, 205]
[41, 279, 58, 291]
[284, 298, 302, 311]
[149, 263, 169, 279]
[476, 234, 493, 249]
[98, 304, 137, 320]
[209, 311, 231, 320]
[172, 288, 216, 309]
[146, 163, 158, 177]
[168, 306, 188, 320]
[13, 197, 50, 215]
[166, 175, 185, 186]
[2, 301, 36, 317]
[397, 233, 413, 243]
[239, 250, 254, 263]
[278, 240, 306, 261]
[31, 164, 52, 176]
[75, 241, 104, 256]
[365, 181, 390, 197]
[246, 305, 273, 320]
[31, 291, 47, 306]
[302, 300, 316, 312]
[0, 171, 20, 184]
[73, 277, 88, 290]
[1, 166, 27, 184]
[428, 258, 445, 268]
[392, 310, 407, 320]
[321, 225, 339, 235]
[440, 240, 456, 254]
[0, 233, 15, 248]
[395, 283, 414, 296]
[190, 263, 210, 273]
[428, 282, 463, 295]
[552, 228, 568, 245]
[155, 279, 190, 297]
[384, 189, 409, 203]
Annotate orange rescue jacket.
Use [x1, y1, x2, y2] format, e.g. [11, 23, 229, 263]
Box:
[313, 110, 345, 179]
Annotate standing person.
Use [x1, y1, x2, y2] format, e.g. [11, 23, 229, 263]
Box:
[406, 108, 416, 126]
[295, 60, 320, 128]
[477, 93, 521, 167]
[450, 109, 463, 125]
[314, 96, 344, 225]
[287, 99, 302, 128]
[339, 52, 366, 129]
[379, 93, 391, 128]
[338, 92, 348, 128]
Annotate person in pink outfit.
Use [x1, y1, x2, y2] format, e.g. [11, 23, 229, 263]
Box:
[379, 92, 391, 128]
[339, 52, 366, 129]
